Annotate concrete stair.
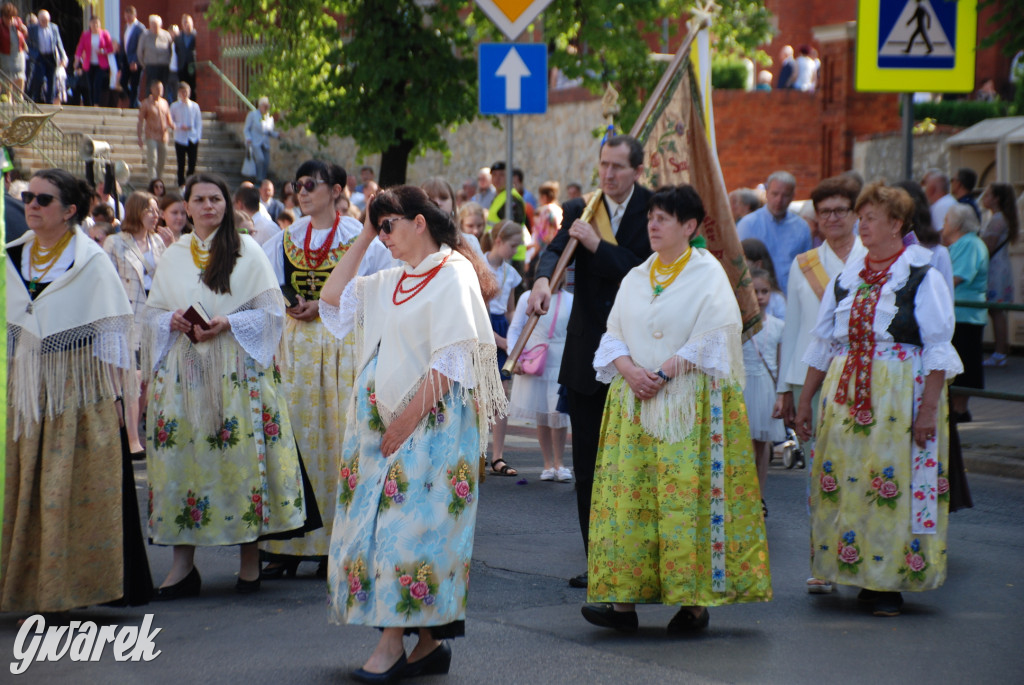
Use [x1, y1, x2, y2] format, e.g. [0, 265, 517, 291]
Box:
[11, 104, 248, 191]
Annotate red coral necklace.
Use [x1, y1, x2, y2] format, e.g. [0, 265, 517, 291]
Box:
[393, 254, 450, 305]
[302, 211, 341, 269]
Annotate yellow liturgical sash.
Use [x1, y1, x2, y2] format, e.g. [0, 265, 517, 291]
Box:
[585, 192, 616, 246]
[796, 249, 830, 301]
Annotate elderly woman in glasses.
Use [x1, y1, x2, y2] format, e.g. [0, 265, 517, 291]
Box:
[3, 169, 152, 612]
[319, 185, 505, 682]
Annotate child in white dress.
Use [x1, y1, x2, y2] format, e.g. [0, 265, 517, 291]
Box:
[743, 269, 786, 502]
[507, 288, 573, 482]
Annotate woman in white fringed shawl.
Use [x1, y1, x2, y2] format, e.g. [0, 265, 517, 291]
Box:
[319, 185, 506, 683]
[581, 184, 771, 636]
[142, 173, 317, 600]
[3, 169, 143, 612]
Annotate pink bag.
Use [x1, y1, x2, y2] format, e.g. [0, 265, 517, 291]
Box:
[518, 291, 561, 376]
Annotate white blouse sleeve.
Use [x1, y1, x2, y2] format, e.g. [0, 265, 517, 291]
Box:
[149, 310, 177, 372]
[505, 293, 530, 351]
[226, 304, 284, 368]
[915, 268, 964, 376]
[319, 277, 359, 341]
[593, 331, 631, 383]
[262, 231, 286, 285]
[675, 325, 736, 379]
[801, 276, 839, 371]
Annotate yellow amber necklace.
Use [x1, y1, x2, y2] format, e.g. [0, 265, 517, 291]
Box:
[649, 247, 692, 301]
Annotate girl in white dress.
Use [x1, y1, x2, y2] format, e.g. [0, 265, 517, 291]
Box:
[507, 288, 574, 482]
[743, 269, 786, 499]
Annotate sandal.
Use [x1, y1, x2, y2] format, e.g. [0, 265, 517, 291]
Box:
[806, 577, 833, 594]
[490, 458, 518, 477]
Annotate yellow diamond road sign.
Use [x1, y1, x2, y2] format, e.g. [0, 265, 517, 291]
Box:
[476, 0, 554, 41]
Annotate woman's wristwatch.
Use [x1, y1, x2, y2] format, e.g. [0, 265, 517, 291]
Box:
[655, 369, 671, 383]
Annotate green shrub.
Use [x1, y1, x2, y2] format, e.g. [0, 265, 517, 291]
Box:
[912, 100, 1010, 128]
[711, 57, 748, 90]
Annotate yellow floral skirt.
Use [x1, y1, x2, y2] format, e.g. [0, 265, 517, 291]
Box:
[588, 376, 772, 607]
[810, 345, 949, 591]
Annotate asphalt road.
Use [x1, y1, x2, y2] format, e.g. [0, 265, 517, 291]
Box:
[2, 428, 1023, 684]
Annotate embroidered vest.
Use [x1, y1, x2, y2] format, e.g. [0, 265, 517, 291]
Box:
[833, 264, 930, 347]
[281, 232, 353, 302]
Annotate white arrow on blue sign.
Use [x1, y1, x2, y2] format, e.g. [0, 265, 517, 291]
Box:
[479, 43, 547, 115]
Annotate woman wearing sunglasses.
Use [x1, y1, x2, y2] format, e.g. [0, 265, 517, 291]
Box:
[319, 186, 506, 683]
[141, 172, 319, 600]
[259, 160, 362, 579]
[3, 169, 153, 612]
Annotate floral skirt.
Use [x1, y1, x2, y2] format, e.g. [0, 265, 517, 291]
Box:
[2, 398, 123, 612]
[263, 317, 356, 558]
[810, 344, 949, 591]
[328, 356, 481, 633]
[587, 376, 772, 607]
[146, 346, 307, 546]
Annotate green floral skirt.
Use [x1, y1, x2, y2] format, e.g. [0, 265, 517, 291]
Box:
[587, 375, 772, 607]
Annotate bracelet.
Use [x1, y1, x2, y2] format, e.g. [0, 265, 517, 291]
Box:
[655, 369, 670, 383]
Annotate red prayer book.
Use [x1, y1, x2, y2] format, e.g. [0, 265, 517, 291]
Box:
[182, 302, 212, 343]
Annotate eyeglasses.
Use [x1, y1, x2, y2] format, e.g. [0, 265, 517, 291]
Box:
[294, 178, 327, 193]
[22, 192, 58, 207]
[818, 207, 852, 219]
[377, 217, 409, 235]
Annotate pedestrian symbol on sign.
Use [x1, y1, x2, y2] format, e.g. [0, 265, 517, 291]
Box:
[878, 0, 955, 69]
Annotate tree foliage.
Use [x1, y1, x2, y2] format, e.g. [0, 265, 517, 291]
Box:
[207, 1, 773, 182]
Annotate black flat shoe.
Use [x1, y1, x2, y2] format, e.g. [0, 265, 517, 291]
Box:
[872, 592, 903, 617]
[153, 566, 201, 601]
[568, 571, 588, 588]
[857, 588, 881, 602]
[402, 641, 451, 678]
[260, 559, 300, 580]
[667, 606, 709, 634]
[316, 559, 327, 579]
[130, 449, 146, 462]
[235, 576, 261, 594]
[581, 603, 639, 633]
[351, 653, 406, 684]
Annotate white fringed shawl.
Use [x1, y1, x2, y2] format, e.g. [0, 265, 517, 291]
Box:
[353, 246, 507, 451]
[141, 231, 287, 433]
[6, 226, 135, 438]
[594, 249, 745, 443]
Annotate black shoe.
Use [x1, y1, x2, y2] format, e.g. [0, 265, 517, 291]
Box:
[316, 559, 327, 579]
[952, 411, 972, 424]
[402, 641, 451, 678]
[260, 559, 299, 580]
[857, 588, 881, 603]
[581, 603, 639, 633]
[153, 567, 201, 601]
[235, 575, 261, 594]
[130, 449, 146, 462]
[568, 571, 588, 588]
[667, 606, 709, 634]
[351, 653, 407, 684]
[872, 592, 903, 617]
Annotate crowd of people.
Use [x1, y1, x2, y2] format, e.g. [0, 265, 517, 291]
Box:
[2, 125, 1021, 682]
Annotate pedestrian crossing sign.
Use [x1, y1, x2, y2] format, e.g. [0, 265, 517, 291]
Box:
[856, 0, 977, 93]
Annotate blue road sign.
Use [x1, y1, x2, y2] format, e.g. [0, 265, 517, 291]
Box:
[878, 0, 957, 70]
[479, 43, 547, 115]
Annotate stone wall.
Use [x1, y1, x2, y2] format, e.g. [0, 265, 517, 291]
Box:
[851, 131, 954, 184]
[253, 97, 606, 202]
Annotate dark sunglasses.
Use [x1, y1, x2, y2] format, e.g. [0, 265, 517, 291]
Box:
[294, 178, 327, 193]
[22, 191, 58, 207]
[378, 217, 411, 235]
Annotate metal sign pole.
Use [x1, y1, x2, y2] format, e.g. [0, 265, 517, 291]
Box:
[901, 92, 913, 181]
[505, 114, 514, 221]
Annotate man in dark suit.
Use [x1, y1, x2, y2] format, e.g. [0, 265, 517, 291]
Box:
[528, 135, 652, 588]
[120, 5, 146, 107]
[172, 14, 197, 99]
[27, 10, 67, 104]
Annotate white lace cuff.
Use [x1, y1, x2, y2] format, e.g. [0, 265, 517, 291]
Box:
[430, 341, 482, 388]
[677, 326, 736, 378]
[922, 342, 963, 377]
[227, 307, 283, 368]
[320, 279, 358, 341]
[802, 335, 834, 372]
[93, 320, 133, 369]
[593, 332, 630, 383]
[150, 310, 176, 372]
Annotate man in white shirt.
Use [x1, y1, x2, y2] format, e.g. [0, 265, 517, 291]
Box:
[169, 81, 201, 188]
[234, 185, 280, 245]
[922, 168, 957, 232]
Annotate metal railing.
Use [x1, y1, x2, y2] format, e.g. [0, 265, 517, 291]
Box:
[0, 69, 85, 178]
[211, 33, 264, 116]
[202, 60, 255, 113]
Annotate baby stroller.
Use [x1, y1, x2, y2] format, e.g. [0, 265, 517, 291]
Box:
[772, 427, 805, 469]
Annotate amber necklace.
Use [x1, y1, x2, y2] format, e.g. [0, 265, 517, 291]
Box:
[393, 254, 450, 305]
[28, 230, 74, 293]
[649, 247, 692, 302]
[190, 234, 211, 274]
